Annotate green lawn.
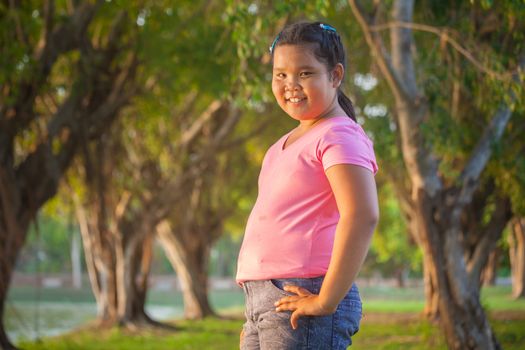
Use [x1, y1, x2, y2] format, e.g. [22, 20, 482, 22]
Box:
[10, 284, 525, 349]
[16, 313, 525, 350]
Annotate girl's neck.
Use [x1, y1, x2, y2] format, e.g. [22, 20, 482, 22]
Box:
[297, 104, 347, 130]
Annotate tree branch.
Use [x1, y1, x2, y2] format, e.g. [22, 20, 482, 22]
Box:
[467, 196, 512, 287]
[348, 0, 412, 102]
[218, 119, 271, 151]
[211, 103, 241, 146]
[8, 0, 29, 47]
[390, 1, 419, 98]
[457, 60, 523, 206]
[41, 0, 55, 54]
[351, 0, 442, 196]
[457, 105, 512, 206]
[370, 21, 513, 81]
[9, 0, 101, 138]
[178, 100, 223, 148]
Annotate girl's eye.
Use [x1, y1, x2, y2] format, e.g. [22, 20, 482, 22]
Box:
[275, 73, 286, 78]
[300, 72, 312, 77]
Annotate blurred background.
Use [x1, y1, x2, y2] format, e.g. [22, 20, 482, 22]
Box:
[1, 0, 524, 349]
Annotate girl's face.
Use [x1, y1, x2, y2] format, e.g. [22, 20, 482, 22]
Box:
[271, 44, 342, 122]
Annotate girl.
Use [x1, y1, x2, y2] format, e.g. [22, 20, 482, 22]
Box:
[236, 21, 379, 349]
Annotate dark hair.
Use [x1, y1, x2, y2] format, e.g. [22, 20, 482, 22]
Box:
[270, 22, 356, 122]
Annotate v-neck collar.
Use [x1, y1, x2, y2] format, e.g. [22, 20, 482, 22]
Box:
[280, 116, 348, 151]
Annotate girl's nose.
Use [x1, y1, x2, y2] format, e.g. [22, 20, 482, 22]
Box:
[284, 78, 301, 91]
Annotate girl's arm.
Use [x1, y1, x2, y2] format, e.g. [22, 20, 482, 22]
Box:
[274, 164, 379, 329]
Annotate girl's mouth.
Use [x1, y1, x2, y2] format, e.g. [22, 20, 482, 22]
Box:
[287, 97, 306, 104]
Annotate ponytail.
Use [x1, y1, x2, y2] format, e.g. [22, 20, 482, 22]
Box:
[337, 90, 356, 122]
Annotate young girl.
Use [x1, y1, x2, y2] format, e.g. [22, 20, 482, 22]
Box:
[236, 21, 379, 349]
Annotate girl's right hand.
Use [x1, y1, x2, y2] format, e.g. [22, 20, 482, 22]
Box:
[274, 285, 333, 329]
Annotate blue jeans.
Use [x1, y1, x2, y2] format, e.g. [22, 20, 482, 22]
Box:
[241, 276, 362, 349]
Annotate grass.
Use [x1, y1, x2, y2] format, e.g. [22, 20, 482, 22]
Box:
[17, 318, 243, 350]
[15, 313, 525, 350]
[9, 284, 525, 349]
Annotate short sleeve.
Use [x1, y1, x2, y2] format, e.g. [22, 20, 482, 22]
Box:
[317, 124, 378, 175]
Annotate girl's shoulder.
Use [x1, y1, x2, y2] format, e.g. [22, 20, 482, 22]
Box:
[318, 116, 371, 144]
[316, 117, 378, 174]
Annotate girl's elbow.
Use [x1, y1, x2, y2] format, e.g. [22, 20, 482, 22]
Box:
[369, 203, 380, 228]
[363, 205, 380, 226]
[365, 214, 379, 232]
[370, 210, 380, 227]
[342, 209, 379, 228]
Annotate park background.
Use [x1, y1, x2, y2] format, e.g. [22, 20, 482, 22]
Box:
[1, 0, 525, 349]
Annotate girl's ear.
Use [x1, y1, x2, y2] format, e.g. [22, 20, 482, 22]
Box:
[332, 63, 344, 88]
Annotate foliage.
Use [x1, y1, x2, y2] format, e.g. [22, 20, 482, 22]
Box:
[15, 213, 81, 274]
[411, 1, 525, 205]
[369, 183, 422, 278]
[208, 234, 242, 277]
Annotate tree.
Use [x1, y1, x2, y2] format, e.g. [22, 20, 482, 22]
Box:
[65, 0, 276, 321]
[509, 217, 525, 298]
[144, 0, 310, 319]
[71, 129, 163, 328]
[349, 0, 523, 348]
[0, 1, 138, 348]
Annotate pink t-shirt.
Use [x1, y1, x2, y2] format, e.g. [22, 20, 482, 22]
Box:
[236, 116, 378, 282]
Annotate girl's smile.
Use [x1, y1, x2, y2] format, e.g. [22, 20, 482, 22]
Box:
[271, 44, 345, 126]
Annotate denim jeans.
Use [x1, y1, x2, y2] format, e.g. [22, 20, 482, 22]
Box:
[240, 276, 362, 349]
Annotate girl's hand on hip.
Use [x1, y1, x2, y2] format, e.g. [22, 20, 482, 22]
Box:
[274, 285, 334, 330]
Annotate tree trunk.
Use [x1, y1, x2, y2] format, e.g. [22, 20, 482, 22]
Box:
[0, 301, 16, 350]
[398, 187, 440, 318]
[157, 221, 215, 319]
[422, 252, 440, 320]
[384, 161, 442, 317]
[118, 232, 155, 327]
[71, 222, 83, 289]
[394, 266, 407, 288]
[415, 190, 501, 350]
[74, 191, 119, 324]
[0, 168, 36, 350]
[509, 218, 525, 299]
[0, 228, 25, 350]
[74, 134, 160, 328]
[481, 249, 499, 287]
[76, 198, 159, 327]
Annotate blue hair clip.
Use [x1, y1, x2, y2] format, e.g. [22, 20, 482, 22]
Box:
[320, 23, 337, 32]
[269, 33, 280, 54]
[269, 24, 336, 54]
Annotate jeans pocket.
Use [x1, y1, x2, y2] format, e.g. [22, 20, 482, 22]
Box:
[268, 279, 297, 296]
